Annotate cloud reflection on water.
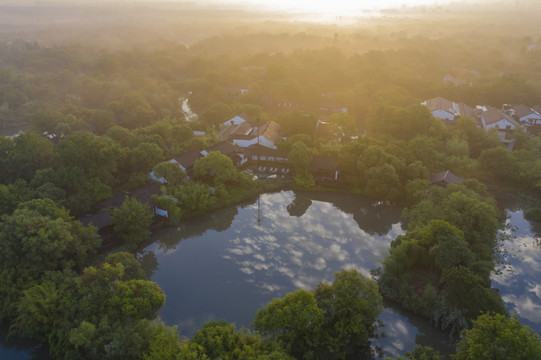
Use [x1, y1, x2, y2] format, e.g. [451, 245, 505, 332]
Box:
[221, 191, 395, 294]
[492, 210, 541, 330]
[145, 190, 456, 357]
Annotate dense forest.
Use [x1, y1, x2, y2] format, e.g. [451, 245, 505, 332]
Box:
[1, 2, 541, 359]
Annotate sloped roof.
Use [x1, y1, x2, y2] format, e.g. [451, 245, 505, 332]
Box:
[130, 183, 162, 208]
[222, 113, 256, 126]
[175, 149, 203, 170]
[259, 121, 281, 141]
[511, 104, 541, 119]
[205, 141, 238, 156]
[481, 106, 519, 126]
[218, 121, 253, 139]
[79, 211, 111, 230]
[246, 144, 289, 158]
[456, 102, 474, 118]
[532, 105, 541, 115]
[238, 112, 256, 125]
[423, 97, 456, 113]
[430, 171, 465, 185]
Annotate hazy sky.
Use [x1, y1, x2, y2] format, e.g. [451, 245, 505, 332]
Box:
[206, 0, 454, 12]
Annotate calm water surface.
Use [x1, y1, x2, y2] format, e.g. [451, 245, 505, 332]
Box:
[492, 208, 541, 333]
[144, 190, 454, 357]
[3, 191, 540, 359]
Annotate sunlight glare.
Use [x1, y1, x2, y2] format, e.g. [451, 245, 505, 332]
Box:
[226, 0, 451, 15]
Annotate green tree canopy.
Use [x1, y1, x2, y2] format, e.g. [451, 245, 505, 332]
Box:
[0, 198, 99, 319]
[153, 161, 187, 186]
[454, 313, 541, 360]
[111, 197, 153, 249]
[193, 151, 239, 188]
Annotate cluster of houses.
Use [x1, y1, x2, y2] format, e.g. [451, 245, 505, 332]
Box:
[79, 112, 343, 244]
[422, 97, 541, 150]
[87, 98, 514, 242]
[155, 112, 341, 183]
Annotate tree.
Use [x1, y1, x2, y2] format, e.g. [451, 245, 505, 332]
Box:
[0, 198, 99, 319]
[0, 179, 36, 216]
[254, 270, 383, 360]
[454, 313, 541, 360]
[288, 141, 313, 186]
[364, 163, 401, 200]
[8, 131, 54, 182]
[391, 345, 443, 360]
[90, 110, 116, 135]
[479, 147, 519, 184]
[111, 197, 153, 249]
[171, 123, 194, 144]
[277, 111, 318, 137]
[143, 323, 183, 360]
[254, 290, 324, 358]
[327, 112, 356, 141]
[105, 252, 146, 280]
[193, 151, 238, 188]
[199, 102, 232, 128]
[127, 142, 163, 173]
[170, 181, 215, 215]
[441, 191, 500, 259]
[153, 161, 186, 186]
[443, 266, 507, 320]
[106, 125, 138, 148]
[429, 234, 475, 272]
[314, 269, 383, 358]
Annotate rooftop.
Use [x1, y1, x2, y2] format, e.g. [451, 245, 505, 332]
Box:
[174, 149, 204, 170]
[430, 171, 465, 185]
[511, 104, 541, 119]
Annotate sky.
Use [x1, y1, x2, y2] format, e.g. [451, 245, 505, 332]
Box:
[210, 0, 454, 12]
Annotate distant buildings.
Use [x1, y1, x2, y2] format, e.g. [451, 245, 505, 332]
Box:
[422, 96, 541, 150]
[421, 97, 474, 124]
[218, 114, 282, 150]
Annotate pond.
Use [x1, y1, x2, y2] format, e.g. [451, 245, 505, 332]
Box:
[492, 207, 541, 333]
[143, 190, 455, 358]
[3, 190, 540, 359]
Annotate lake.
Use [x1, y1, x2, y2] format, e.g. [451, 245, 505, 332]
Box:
[3, 190, 540, 359]
[143, 190, 455, 357]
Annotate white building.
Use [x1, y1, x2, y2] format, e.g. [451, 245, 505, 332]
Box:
[421, 97, 474, 122]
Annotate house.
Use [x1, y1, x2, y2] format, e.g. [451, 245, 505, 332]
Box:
[82, 183, 168, 241]
[232, 120, 281, 149]
[475, 105, 519, 131]
[130, 183, 168, 218]
[246, 144, 289, 162]
[421, 97, 474, 123]
[475, 105, 520, 150]
[79, 211, 113, 235]
[173, 149, 204, 174]
[150, 142, 244, 183]
[97, 190, 130, 211]
[202, 141, 242, 166]
[220, 113, 256, 128]
[217, 121, 254, 140]
[430, 171, 465, 186]
[504, 104, 541, 126]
